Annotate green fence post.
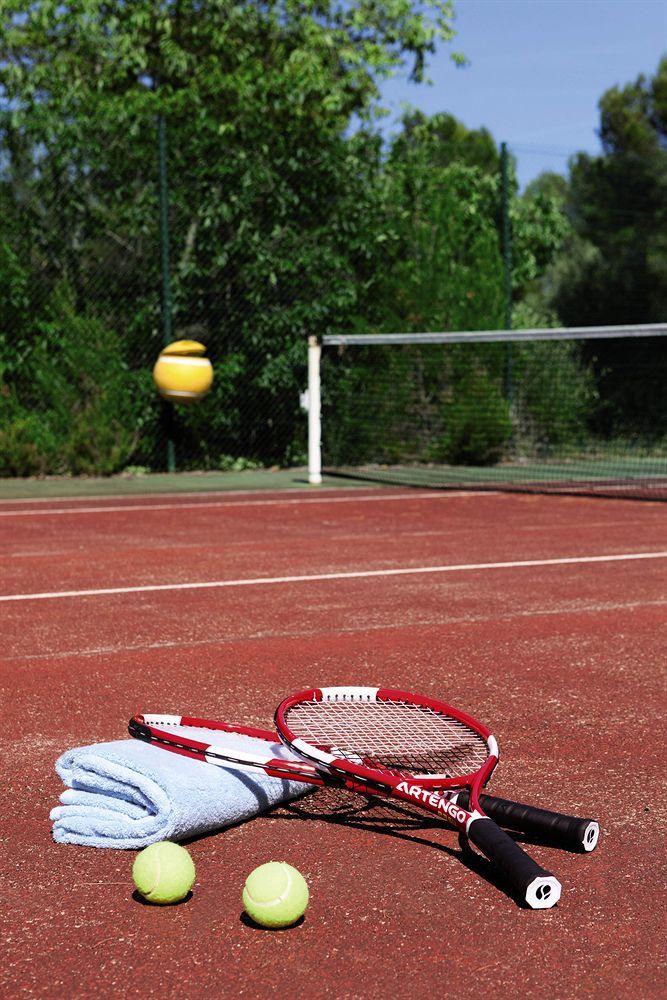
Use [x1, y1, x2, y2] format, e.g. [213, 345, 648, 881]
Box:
[158, 114, 176, 473]
[501, 142, 513, 404]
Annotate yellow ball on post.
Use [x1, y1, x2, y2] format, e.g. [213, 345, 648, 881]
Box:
[153, 340, 214, 404]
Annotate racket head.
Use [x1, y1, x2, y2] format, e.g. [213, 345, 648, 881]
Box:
[275, 686, 498, 796]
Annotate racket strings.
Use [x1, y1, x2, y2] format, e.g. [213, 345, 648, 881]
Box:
[285, 699, 489, 778]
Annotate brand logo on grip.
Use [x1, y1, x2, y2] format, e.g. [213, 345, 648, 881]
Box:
[396, 781, 468, 826]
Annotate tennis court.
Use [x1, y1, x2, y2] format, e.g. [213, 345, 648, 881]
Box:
[1, 477, 665, 999]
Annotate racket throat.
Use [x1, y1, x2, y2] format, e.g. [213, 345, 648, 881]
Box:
[394, 781, 471, 826]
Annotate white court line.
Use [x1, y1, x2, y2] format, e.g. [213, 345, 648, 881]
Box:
[0, 490, 492, 517]
[2, 550, 666, 603]
[0, 486, 324, 506]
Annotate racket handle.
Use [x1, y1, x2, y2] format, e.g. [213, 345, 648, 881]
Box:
[467, 816, 561, 909]
[455, 791, 599, 853]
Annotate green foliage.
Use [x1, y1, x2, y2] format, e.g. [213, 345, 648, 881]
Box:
[510, 184, 570, 289]
[382, 158, 506, 333]
[1, 1, 461, 132]
[388, 111, 500, 174]
[0, 284, 149, 476]
[433, 358, 512, 464]
[540, 57, 667, 439]
[323, 343, 512, 467]
[3, 2, 657, 478]
[320, 112, 573, 470]
[553, 57, 667, 326]
[511, 341, 597, 454]
[0, 404, 61, 477]
[3, 1, 462, 472]
[0, 242, 31, 366]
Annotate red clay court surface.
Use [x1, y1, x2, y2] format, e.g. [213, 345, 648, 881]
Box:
[1, 484, 665, 999]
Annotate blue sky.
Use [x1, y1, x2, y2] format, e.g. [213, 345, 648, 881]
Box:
[378, 0, 667, 189]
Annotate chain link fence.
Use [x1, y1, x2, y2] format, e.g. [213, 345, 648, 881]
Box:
[2, 104, 666, 482]
[2, 112, 387, 476]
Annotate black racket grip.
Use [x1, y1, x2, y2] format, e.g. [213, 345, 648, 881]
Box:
[467, 817, 561, 909]
[456, 791, 599, 853]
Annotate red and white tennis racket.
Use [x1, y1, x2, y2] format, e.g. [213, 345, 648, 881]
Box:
[128, 713, 598, 853]
[273, 686, 564, 908]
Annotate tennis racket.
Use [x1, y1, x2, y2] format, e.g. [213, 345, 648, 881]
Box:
[128, 713, 598, 853]
[271, 687, 565, 908]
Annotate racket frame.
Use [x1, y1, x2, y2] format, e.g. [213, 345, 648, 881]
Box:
[274, 686, 563, 909]
[128, 707, 599, 853]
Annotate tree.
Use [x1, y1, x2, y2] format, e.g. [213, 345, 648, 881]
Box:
[554, 57, 667, 327]
[549, 57, 667, 438]
[322, 111, 575, 468]
[382, 112, 571, 332]
[388, 110, 499, 174]
[363, 114, 511, 464]
[0, 1, 463, 471]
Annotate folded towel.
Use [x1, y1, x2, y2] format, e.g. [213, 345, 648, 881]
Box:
[50, 728, 312, 849]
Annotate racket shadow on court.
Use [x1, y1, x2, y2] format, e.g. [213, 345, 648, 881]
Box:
[274, 787, 553, 908]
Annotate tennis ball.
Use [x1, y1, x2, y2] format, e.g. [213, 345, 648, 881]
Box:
[132, 841, 195, 905]
[152, 340, 213, 404]
[242, 861, 309, 928]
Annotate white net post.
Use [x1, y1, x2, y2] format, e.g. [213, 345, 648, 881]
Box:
[307, 335, 322, 484]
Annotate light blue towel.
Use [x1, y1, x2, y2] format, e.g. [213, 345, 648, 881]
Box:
[50, 728, 312, 849]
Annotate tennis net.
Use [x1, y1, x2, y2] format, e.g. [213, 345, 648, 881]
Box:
[307, 324, 667, 501]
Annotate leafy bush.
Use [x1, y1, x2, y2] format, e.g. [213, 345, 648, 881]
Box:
[0, 398, 64, 476]
[322, 343, 513, 468]
[434, 367, 512, 464]
[511, 340, 597, 454]
[0, 283, 150, 476]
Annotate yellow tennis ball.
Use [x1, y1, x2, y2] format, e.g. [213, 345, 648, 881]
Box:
[152, 340, 214, 404]
[242, 861, 309, 928]
[132, 841, 195, 905]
